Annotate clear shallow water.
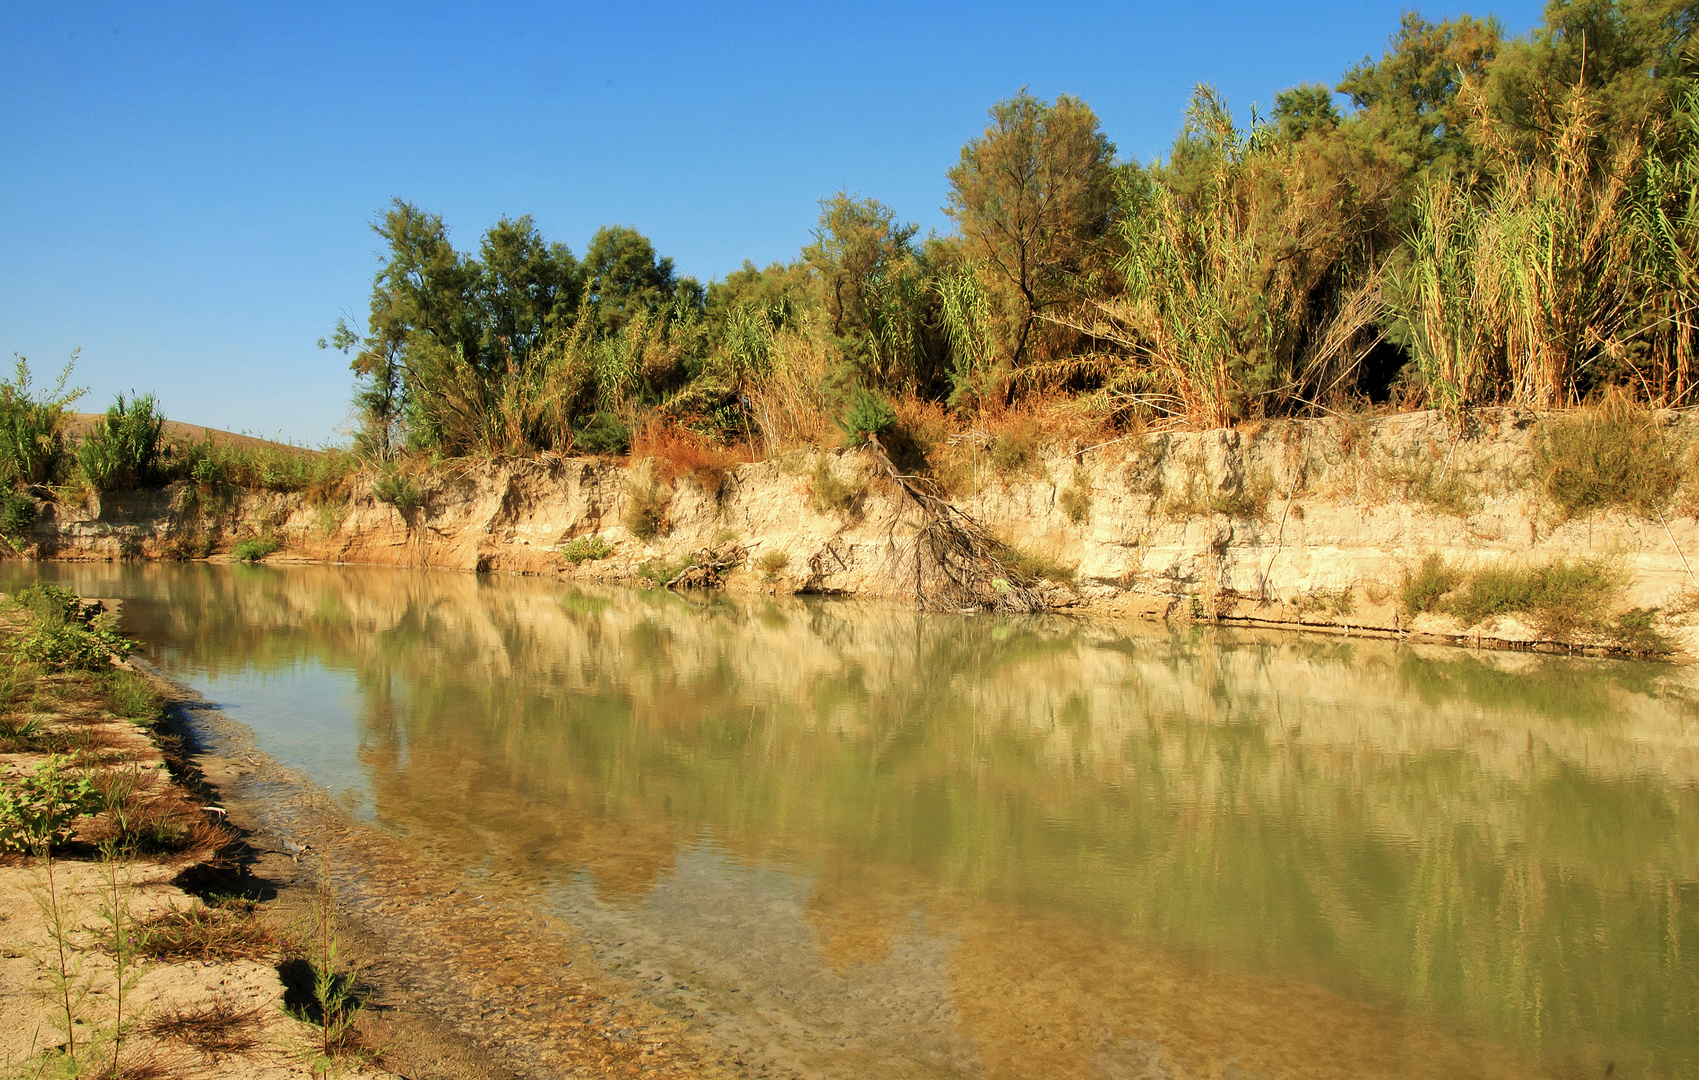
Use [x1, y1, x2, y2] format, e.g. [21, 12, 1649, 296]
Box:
[7, 561, 1698, 1078]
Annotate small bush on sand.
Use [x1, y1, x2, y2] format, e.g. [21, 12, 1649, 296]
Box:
[1400, 553, 1464, 617]
[757, 550, 790, 580]
[231, 536, 279, 563]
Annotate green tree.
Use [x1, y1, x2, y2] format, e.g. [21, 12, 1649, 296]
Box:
[945, 91, 1119, 373]
[801, 194, 936, 391]
[476, 215, 581, 372]
[1338, 13, 1502, 172]
[584, 225, 678, 336]
[1271, 83, 1343, 142]
[1486, 0, 1697, 155]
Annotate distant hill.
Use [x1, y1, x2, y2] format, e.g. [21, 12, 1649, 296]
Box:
[65, 414, 326, 456]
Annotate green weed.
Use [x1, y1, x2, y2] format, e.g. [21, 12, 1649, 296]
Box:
[372, 467, 422, 510]
[232, 536, 280, 563]
[1059, 467, 1092, 524]
[559, 535, 613, 563]
[0, 756, 102, 853]
[622, 478, 670, 541]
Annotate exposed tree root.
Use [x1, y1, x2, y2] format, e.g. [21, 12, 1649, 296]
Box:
[860, 437, 1049, 614]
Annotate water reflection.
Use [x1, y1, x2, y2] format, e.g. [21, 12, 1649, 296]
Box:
[6, 562, 1697, 1078]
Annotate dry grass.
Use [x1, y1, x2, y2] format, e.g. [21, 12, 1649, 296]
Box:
[1533, 394, 1679, 519]
[142, 998, 266, 1057]
[629, 421, 750, 495]
[620, 463, 671, 542]
[134, 898, 279, 963]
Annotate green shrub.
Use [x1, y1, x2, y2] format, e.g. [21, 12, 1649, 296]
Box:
[559, 535, 613, 563]
[835, 389, 897, 445]
[1445, 559, 1621, 639]
[1400, 553, 1463, 616]
[1059, 468, 1092, 524]
[757, 550, 790, 579]
[11, 584, 134, 671]
[0, 357, 80, 486]
[622, 479, 669, 541]
[574, 411, 630, 455]
[810, 458, 864, 514]
[373, 467, 422, 510]
[77, 393, 165, 491]
[1533, 397, 1678, 519]
[232, 536, 280, 563]
[1397, 553, 1656, 648]
[100, 668, 163, 722]
[0, 756, 102, 853]
[167, 435, 356, 497]
[1002, 543, 1076, 587]
[0, 488, 36, 538]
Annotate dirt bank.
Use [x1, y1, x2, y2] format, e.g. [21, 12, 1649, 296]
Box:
[17, 409, 1699, 657]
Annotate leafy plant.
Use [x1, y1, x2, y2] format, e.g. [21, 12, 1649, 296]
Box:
[573, 410, 630, 455]
[559, 535, 613, 563]
[0, 355, 83, 486]
[372, 467, 422, 510]
[232, 536, 280, 563]
[0, 755, 102, 852]
[76, 393, 166, 491]
[0, 487, 36, 539]
[11, 584, 135, 672]
[834, 388, 897, 445]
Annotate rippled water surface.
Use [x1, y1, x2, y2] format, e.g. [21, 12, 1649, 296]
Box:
[7, 562, 1697, 1078]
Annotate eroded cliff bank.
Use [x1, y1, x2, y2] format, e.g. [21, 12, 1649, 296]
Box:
[15, 409, 1699, 657]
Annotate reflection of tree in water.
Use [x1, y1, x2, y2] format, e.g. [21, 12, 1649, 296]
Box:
[11, 561, 1699, 1078]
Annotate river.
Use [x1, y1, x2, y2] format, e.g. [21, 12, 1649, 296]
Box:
[5, 561, 1695, 1079]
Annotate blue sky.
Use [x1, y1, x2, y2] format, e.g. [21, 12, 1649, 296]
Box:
[3, 0, 1546, 445]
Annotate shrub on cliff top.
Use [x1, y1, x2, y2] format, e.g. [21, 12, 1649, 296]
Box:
[1533, 396, 1678, 520]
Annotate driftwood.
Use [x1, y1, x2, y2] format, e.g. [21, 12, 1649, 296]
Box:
[665, 543, 748, 590]
[861, 436, 1048, 614]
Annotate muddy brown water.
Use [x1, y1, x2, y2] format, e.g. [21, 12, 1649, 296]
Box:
[4, 561, 1697, 1079]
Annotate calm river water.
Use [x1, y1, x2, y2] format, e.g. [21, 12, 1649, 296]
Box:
[6, 562, 1697, 1078]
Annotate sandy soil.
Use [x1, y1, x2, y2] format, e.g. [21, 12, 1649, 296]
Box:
[0, 661, 396, 1079]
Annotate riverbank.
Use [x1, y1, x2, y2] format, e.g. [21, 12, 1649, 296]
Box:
[0, 585, 735, 1079]
[13, 408, 1699, 658]
[0, 587, 398, 1079]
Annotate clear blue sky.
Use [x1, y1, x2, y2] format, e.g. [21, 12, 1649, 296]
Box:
[3, 0, 1546, 445]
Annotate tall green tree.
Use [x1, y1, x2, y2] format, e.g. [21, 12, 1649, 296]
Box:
[1338, 13, 1502, 172]
[946, 91, 1119, 373]
[583, 225, 678, 336]
[801, 194, 936, 391]
[476, 215, 581, 373]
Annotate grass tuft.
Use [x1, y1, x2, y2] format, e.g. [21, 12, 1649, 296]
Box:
[1534, 395, 1678, 519]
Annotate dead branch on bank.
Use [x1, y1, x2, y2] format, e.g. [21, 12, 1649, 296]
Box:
[665, 544, 748, 590]
[861, 436, 1049, 614]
